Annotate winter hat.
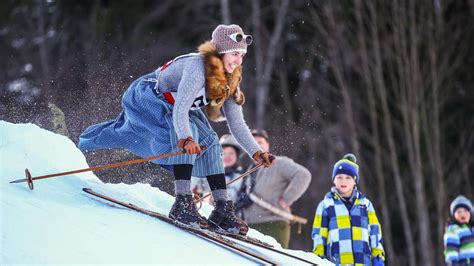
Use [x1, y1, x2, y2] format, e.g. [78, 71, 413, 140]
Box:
[251, 129, 269, 142]
[332, 153, 360, 183]
[211, 24, 252, 54]
[450, 195, 472, 216]
[219, 134, 242, 155]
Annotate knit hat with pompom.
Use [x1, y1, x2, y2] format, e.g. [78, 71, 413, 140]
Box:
[332, 153, 360, 183]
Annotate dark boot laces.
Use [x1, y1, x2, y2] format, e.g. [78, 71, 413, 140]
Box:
[223, 201, 235, 213]
[187, 197, 206, 220]
[176, 195, 199, 217]
[222, 200, 242, 224]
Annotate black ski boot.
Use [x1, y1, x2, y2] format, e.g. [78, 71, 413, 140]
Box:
[169, 194, 208, 229]
[208, 200, 249, 235]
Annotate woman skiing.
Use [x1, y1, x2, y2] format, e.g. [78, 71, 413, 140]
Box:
[78, 24, 273, 235]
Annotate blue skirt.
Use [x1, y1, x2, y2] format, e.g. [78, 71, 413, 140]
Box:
[78, 72, 224, 177]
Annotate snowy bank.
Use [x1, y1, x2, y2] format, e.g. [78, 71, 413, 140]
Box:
[0, 121, 329, 265]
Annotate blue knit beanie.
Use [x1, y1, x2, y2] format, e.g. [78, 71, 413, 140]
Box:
[450, 195, 472, 216]
[332, 153, 359, 183]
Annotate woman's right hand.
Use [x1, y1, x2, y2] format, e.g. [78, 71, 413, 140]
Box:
[178, 137, 202, 155]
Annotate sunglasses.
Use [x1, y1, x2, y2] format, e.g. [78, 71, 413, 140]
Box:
[227, 33, 253, 45]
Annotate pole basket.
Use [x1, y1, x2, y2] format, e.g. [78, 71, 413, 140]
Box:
[25, 168, 34, 190]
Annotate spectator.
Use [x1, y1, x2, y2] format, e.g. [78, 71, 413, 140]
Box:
[220, 134, 245, 203]
[235, 129, 311, 248]
[190, 134, 244, 205]
[311, 153, 385, 265]
[443, 195, 473, 266]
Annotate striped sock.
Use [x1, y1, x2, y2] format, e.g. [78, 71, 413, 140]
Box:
[212, 189, 229, 201]
[174, 180, 192, 195]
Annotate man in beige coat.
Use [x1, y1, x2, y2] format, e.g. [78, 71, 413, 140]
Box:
[235, 129, 311, 248]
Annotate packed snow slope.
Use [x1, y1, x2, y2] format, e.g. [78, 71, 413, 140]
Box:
[0, 121, 330, 265]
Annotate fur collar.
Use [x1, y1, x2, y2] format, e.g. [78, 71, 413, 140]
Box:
[198, 41, 245, 122]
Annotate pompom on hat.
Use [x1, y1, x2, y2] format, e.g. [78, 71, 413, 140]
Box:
[450, 195, 472, 217]
[332, 153, 360, 183]
[211, 24, 252, 54]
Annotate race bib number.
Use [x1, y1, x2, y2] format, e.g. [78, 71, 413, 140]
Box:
[190, 94, 209, 109]
[164, 89, 210, 110]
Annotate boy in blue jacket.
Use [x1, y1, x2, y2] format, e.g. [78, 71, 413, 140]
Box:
[311, 154, 385, 265]
[443, 195, 473, 266]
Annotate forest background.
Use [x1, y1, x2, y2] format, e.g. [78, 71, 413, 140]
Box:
[1, 1, 473, 265]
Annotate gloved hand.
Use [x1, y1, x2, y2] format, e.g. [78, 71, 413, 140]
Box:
[312, 246, 325, 258]
[372, 256, 384, 266]
[252, 151, 275, 167]
[178, 137, 202, 155]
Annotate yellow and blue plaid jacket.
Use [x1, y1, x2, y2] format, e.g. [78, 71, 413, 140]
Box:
[311, 188, 385, 265]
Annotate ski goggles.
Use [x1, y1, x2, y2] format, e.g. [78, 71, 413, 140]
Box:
[227, 33, 253, 45]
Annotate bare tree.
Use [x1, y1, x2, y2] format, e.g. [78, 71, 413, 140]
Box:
[220, 0, 231, 24]
[252, 0, 290, 129]
[364, 2, 419, 264]
[322, 3, 364, 190]
[353, 1, 396, 264]
[131, 0, 175, 42]
[36, 0, 51, 102]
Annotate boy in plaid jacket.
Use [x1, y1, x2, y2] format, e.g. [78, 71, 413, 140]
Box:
[311, 154, 385, 265]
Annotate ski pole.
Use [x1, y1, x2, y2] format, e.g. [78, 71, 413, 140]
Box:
[248, 193, 308, 225]
[10, 149, 188, 190]
[195, 162, 265, 204]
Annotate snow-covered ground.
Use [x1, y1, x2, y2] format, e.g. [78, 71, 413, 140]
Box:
[0, 121, 330, 265]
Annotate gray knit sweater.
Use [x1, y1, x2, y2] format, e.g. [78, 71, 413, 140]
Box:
[155, 54, 260, 157]
[240, 156, 312, 224]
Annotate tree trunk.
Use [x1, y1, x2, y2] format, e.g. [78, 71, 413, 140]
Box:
[370, 1, 418, 264]
[407, 0, 434, 263]
[354, 1, 395, 264]
[131, 0, 174, 41]
[253, 0, 290, 129]
[37, 0, 52, 103]
[425, 4, 446, 263]
[323, 4, 363, 190]
[220, 0, 231, 24]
